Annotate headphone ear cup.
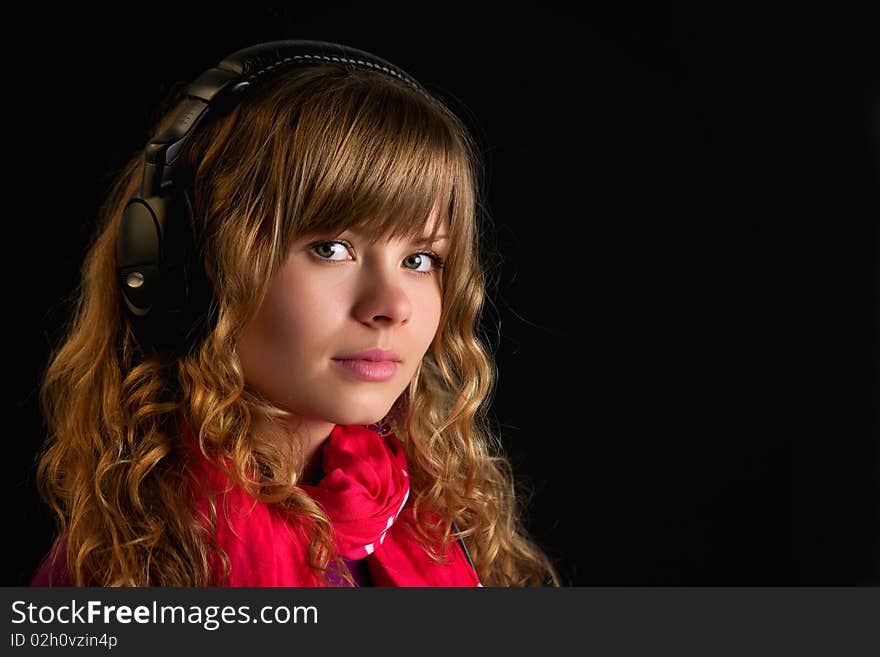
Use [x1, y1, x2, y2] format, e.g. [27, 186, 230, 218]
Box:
[120, 184, 216, 358]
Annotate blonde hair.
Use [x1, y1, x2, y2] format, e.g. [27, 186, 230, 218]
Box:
[36, 62, 561, 586]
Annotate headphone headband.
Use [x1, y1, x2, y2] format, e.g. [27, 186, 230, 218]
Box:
[142, 40, 426, 197]
[214, 40, 424, 88]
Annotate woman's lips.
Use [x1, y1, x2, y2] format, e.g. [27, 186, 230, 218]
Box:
[332, 358, 397, 382]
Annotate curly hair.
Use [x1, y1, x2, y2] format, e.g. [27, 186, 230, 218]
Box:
[35, 62, 561, 587]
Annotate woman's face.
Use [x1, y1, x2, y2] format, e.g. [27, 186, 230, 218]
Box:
[237, 212, 448, 431]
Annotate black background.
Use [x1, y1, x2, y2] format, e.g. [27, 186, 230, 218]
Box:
[9, 3, 879, 586]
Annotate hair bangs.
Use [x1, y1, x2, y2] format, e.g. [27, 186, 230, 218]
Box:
[285, 71, 467, 245]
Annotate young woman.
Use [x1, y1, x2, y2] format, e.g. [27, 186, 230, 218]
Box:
[31, 40, 560, 587]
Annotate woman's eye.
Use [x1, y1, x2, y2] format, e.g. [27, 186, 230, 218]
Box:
[403, 253, 444, 275]
[312, 241, 351, 261]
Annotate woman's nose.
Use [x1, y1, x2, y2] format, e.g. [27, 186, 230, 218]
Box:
[352, 267, 413, 326]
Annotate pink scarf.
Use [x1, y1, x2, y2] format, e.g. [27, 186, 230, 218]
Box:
[299, 424, 411, 560]
[302, 425, 480, 586]
[186, 423, 482, 587]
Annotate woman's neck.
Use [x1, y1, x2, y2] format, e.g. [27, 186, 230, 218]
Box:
[250, 414, 335, 486]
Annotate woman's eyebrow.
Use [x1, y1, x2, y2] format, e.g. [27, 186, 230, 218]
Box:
[345, 227, 449, 245]
[411, 235, 449, 245]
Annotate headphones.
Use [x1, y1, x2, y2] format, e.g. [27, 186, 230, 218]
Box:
[116, 40, 428, 358]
